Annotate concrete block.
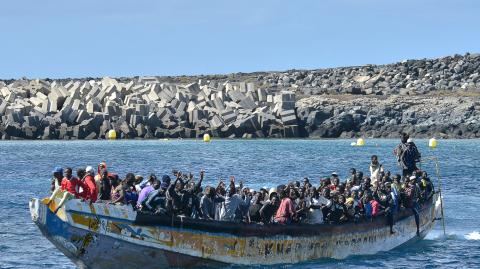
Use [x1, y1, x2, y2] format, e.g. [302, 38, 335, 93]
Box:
[85, 132, 97, 140]
[247, 82, 255, 92]
[5, 122, 22, 137]
[147, 113, 162, 127]
[139, 76, 160, 85]
[225, 101, 240, 110]
[67, 109, 79, 124]
[238, 82, 247, 92]
[0, 99, 8, 115]
[6, 92, 16, 103]
[221, 110, 237, 124]
[186, 101, 197, 112]
[122, 106, 134, 123]
[267, 95, 276, 105]
[105, 104, 121, 117]
[76, 110, 91, 124]
[72, 99, 82, 111]
[228, 90, 246, 103]
[185, 82, 200, 93]
[281, 114, 297, 125]
[130, 114, 144, 126]
[156, 107, 169, 120]
[212, 97, 225, 111]
[69, 82, 82, 99]
[135, 104, 148, 116]
[280, 109, 296, 117]
[1, 87, 11, 97]
[188, 109, 206, 124]
[196, 100, 207, 109]
[136, 123, 146, 137]
[23, 115, 40, 126]
[238, 96, 257, 110]
[176, 101, 186, 112]
[171, 99, 180, 109]
[48, 99, 59, 113]
[36, 91, 48, 101]
[148, 90, 160, 101]
[48, 89, 66, 109]
[96, 88, 107, 103]
[175, 91, 188, 103]
[283, 125, 299, 137]
[274, 91, 295, 103]
[28, 97, 41, 107]
[257, 89, 267, 102]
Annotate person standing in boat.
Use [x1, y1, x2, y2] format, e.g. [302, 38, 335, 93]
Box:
[219, 176, 251, 222]
[369, 155, 384, 185]
[97, 169, 112, 202]
[200, 186, 225, 220]
[394, 133, 421, 177]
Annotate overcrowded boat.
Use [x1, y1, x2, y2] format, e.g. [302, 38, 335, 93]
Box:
[30, 134, 444, 268]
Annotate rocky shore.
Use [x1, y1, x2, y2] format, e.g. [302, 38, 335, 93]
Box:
[1, 53, 479, 140]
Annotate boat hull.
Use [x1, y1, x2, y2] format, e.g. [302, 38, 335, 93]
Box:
[30, 196, 439, 268]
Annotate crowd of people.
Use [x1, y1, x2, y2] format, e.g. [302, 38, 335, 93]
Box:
[47, 133, 434, 234]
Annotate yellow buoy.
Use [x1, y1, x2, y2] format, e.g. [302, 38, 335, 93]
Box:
[107, 129, 117, 140]
[429, 137, 437, 148]
[203, 133, 211, 142]
[356, 138, 365, 146]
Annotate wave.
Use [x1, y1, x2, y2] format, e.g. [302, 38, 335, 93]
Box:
[464, 231, 480, 240]
[425, 230, 480, 241]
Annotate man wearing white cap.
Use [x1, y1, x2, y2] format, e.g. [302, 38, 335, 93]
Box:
[82, 166, 98, 203]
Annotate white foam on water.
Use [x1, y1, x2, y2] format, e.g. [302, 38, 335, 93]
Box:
[465, 231, 480, 240]
[425, 230, 480, 241]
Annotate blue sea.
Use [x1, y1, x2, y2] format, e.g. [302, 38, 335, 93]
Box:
[0, 139, 479, 268]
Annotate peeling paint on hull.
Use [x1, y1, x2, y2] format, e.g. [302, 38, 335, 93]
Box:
[30, 195, 439, 268]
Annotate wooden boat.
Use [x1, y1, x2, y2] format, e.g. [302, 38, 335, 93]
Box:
[30, 193, 441, 269]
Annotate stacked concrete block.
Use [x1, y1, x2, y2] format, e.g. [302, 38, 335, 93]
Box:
[280, 110, 297, 125]
[0, 75, 303, 139]
[238, 96, 257, 110]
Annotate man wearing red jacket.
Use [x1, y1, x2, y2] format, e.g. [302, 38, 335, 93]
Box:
[82, 166, 98, 203]
[61, 167, 86, 198]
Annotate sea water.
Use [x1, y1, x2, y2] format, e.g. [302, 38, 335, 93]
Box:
[0, 139, 479, 268]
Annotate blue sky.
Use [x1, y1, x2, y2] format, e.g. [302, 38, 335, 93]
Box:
[0, 0, 479, 79]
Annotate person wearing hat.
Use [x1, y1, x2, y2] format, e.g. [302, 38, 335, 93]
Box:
[50, 167, 64, 193]
[81, 166, 98, 203]
[160, 175, 171, 190]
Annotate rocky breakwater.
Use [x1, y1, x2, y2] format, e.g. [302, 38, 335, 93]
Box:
[0, 78, 301, 139]
[0, 52, 479, 139]
[297, 95, 480, 139]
